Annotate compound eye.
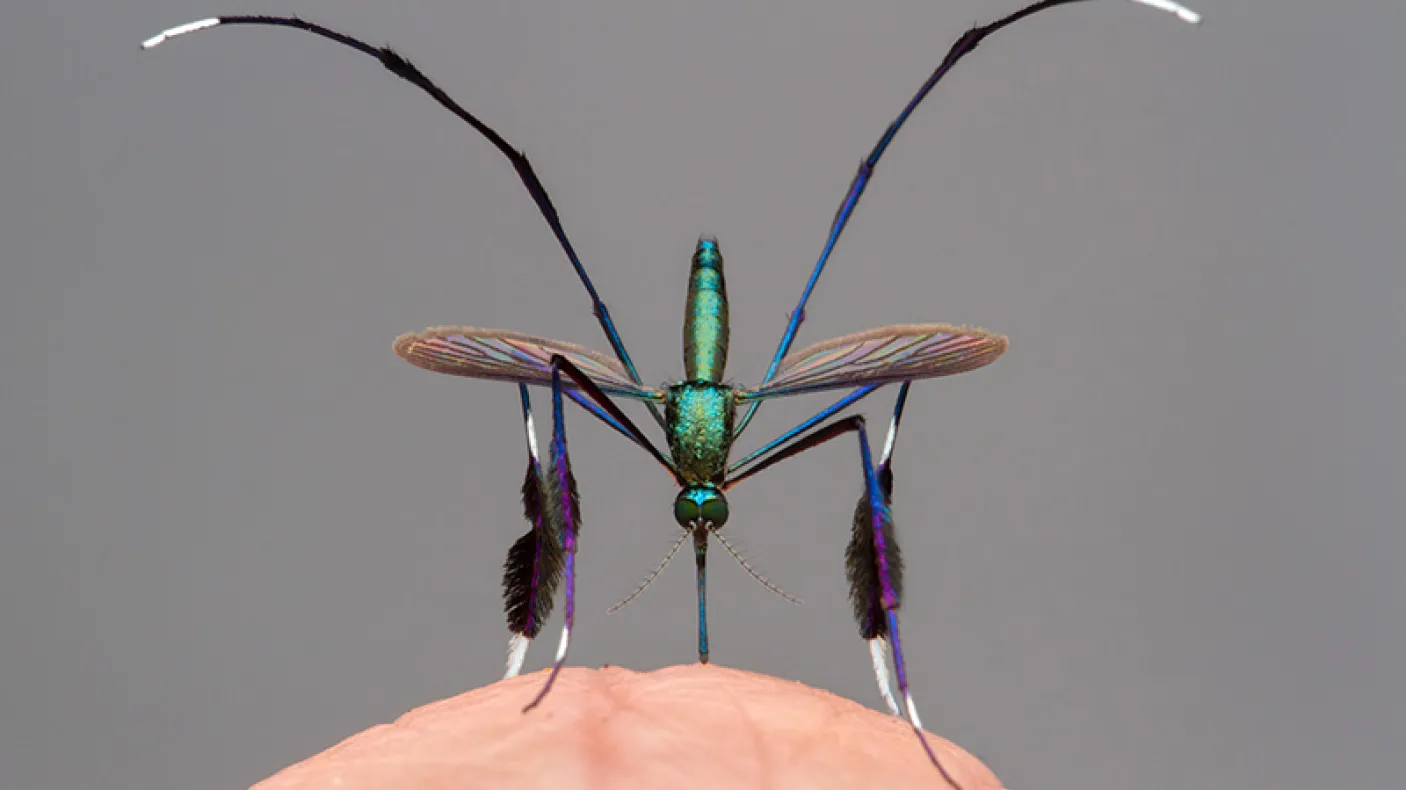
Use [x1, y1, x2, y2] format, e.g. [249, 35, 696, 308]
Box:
[673, 494, 700, 527]
[700, 495, 729, 528]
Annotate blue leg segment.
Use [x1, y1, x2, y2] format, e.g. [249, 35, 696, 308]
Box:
[879, 382, 912, 475]
[523, 362, 581, 712]
[505, 375, 670, 680]
[520, 353, 681, 712]
[729, 384, 881, 475]
[736, 0, 1199, 439]
[552, 358, 682, 484]
[852, 382, 911, 712]
[722, 407, 956, 784]
[565, 389, 638, 447]
[140, 14, 663, 427]
[501, 384, 560, 679]
[855, 414, 955, 787]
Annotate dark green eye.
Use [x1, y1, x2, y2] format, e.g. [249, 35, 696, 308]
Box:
[700, 496, 729, 527]
[674, 494, 700, 527]
[674, 488, 729, 528]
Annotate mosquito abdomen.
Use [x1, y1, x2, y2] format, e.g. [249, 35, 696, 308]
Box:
[684, 237, 729, 383]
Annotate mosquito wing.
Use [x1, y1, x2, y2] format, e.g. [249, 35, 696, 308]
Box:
[394, 326, 664, 400]
[737, 323, 1007, 401]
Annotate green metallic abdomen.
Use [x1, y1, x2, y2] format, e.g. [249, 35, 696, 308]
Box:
[684, 239, 729, 383]
[665, 383, 736, 486]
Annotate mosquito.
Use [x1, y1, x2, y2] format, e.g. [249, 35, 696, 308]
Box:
[143, 0, 1200, 782]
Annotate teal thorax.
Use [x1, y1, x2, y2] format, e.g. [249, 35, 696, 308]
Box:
[668, 238, 736, 530]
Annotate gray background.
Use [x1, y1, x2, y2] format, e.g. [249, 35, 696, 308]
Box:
[3, 1, 1401, 788]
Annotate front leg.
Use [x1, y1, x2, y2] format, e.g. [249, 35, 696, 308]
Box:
[517, 353, 676, 712]
[847, 392, 958, 787]
[522, 359, 583, 712]
[722, 394, 956, 785]
[501, 384, 561, 680]
[847, 382, 911, 718]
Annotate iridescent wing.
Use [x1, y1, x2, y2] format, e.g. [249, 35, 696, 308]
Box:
[394, 326, 665, 400]
[737, 323, 1007, 401]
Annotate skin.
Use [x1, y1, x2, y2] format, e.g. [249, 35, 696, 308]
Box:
[251, 664, 1005, 789]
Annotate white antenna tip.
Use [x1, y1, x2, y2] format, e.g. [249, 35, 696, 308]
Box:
[1132, 0, 1202, 24]
[141, 18, 221, 50]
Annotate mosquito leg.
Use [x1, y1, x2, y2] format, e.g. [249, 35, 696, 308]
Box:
[735, 0, 1200, 438]
[550, 356, 681, 484]
[512, 352, 675, 709]
[500, 386, 560, 678]
[522, 363, 582, 712]
[729, 384, 880, 471]
[564, 389, 636, 448]
[723, 415, 867, 492]
[852, 411, 957, 786]
[505, 633, 531, 679]
[724, 408, 957, 784]
[854, 383, 911, 713]
[868, 637, 901, 717]
[879, 382, 912, 476]
[140, 14, 665, 427]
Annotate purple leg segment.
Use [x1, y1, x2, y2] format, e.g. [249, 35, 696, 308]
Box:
[725, 402, 957, 784]
[523, 361, 581, 712]
[502, 385, 556, 678]
[855, 415, 958, 787]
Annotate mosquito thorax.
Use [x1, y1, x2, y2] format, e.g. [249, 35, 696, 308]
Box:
[664, 382, 736, 486]
[673, 486, 729, 530]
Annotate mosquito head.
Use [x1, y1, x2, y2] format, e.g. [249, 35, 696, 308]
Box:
[673, 486, 729, 530]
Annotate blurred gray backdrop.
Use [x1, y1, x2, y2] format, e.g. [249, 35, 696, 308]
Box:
[3, 1, 1402, 788]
